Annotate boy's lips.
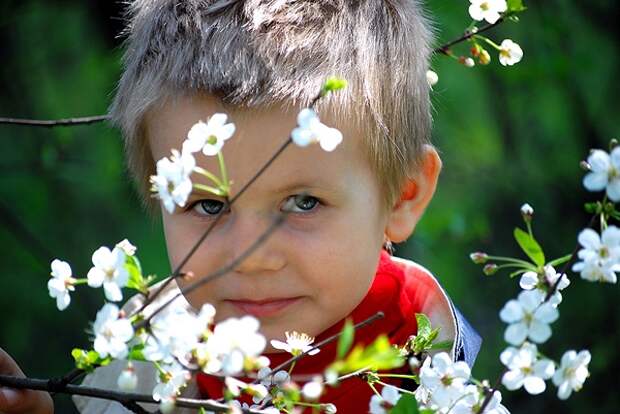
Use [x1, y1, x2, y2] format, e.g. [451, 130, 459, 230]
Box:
[224, 296, 303, 318]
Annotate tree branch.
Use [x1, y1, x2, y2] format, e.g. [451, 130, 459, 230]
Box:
[0, 115, 109, 127]
[434, 18, 506, 55]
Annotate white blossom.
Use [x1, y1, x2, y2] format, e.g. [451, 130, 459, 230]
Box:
[152, 363, 191, 402]
[115, 239, 137, 256]
[323, 403, 337, 414]
[426, 70, 439, 87]
[93, 303, 134, 359]
[203, 316, 266, 375]
[451, 385, 510, 414]
[183, 114, 235, 156]
[117, 363, 138, 391]
[47, 259, 75, 311]
[583, 148, 620, 201]
[301, 376, 324, 400]
[271, 331, 319, 356]
[468, 0, 507, 24]
[499, 290, 559, 345]
[500, 342, 555, 395]
[151, 149, 195, 214]
[572, 226, 620, 284]
[498, 39, 523, 66]
[291, 108, 343, 152]
[369, 385, 402, 414]
[519, 265, 570, 306]
[87, 246, 129, 302]
[257, 367, 290, 388]
[419, 352, 470, 408]
[553, 350, 591, 400]
[520, 203, 534, 216]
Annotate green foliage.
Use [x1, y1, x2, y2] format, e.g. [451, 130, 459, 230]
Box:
[507, 0, 526, 13]
[71, 348, 110, 372]
[329, 335, 404, 374]
[337, 318, 355, 360]
[391, 394, 420, 414]
[321, 76, 348, 95]
[513, 227, 545, 267]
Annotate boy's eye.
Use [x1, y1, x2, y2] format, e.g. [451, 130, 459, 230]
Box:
[192, 199, 225, 216]
[283, 194, 320, 213]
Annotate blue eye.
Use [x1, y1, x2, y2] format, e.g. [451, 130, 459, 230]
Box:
[192, 199, 225, 216]
[284, 195, 320, 213]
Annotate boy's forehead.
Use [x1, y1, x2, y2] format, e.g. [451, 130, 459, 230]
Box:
[145, 93, 374, 197]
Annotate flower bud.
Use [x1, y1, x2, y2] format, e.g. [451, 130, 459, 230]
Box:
[426, 70, 439, 87]
[117, 363, 138, 391]
[579, 160, 591, 171]
[483, 263, 498, 276]
[610, 138, 618, 150]
[470, 252, 489, 264]
[323, 403, 338, 413]
[159, 398, 176, 414]
[470, 45, 481, 57]
[408, 356, 421, 372]
[520, 203, 534, 222]
[479, 49, 491, 65]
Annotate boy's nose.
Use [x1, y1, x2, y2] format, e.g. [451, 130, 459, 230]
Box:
[229, 214, 286, 274]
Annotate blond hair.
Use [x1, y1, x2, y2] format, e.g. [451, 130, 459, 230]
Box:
[109, 0, 435, 209]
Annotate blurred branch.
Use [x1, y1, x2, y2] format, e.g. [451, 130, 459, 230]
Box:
[434, 17, 506, 55]
[0, 115, 108, 127]
[0, 374, 265, 413]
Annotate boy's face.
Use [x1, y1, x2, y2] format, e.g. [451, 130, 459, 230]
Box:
[146, 94, 390, 348]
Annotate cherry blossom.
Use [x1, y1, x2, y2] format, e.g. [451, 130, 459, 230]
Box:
[117, 363, 138, 391]
[451, 385, 510, 414]
[47, 259, 75, 311]
[270, 331, 320, 356]
[419, 352, 470, 408]
[301, 376, 324, 400]
[151, 149, 195, 213]
[499, 290, 559, 345]
[369, 385, 402, 414]
[115, 239, 137, 256]
[519, 265, 570, 306]
[572, 226, 620, 284]
[468, 0, 507, 24]
[426, 70, 439, 87]
[92, 303, 134, 359]
[291, 108, 343, 152]
[87, 246, 129, 302]
[552, 350, 591, 400]
[498, 39, 523, 66]
[183, 114, 236, 156]
[500, 342, 555, 395]
[582, 147, 620, 201]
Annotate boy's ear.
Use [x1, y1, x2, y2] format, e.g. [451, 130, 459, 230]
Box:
[385, 145, 442, 243]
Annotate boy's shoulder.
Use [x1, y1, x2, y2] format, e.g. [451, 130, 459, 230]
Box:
[389, 255, 482, 367]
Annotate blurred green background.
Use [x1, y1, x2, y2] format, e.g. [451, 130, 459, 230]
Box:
[0, 1, 617, 412]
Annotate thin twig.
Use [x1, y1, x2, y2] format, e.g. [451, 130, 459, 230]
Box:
[434, 18, 506, 55]
[0, 115, 109, 127]
[0, 374, 267, 413]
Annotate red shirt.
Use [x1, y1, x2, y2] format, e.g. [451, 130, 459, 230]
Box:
[197, 250, 450, 412]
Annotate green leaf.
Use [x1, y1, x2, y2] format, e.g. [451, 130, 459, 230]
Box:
[547, 254, 573, 267]
[415, 313, 432, 338]
[429, 340, 453, 351]
[71, 348, 109, 372]
[391, 393, 419, 414]
[513, 227, 545, 266]
[128, 344, 146, 361]
[125, 255, 147, 294]
[329, 335, 404, 374]
[337, 319, 355, 360]
[509, 269, 527, 278]
[507, 0, 526, 12]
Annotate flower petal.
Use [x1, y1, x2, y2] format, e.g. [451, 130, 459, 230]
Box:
[523, 375, 546, 395]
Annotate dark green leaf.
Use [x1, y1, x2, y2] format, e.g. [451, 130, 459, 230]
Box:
[429, 340, 453, 351]
[391, 393, 420, 414]
[337, 319, 355, 360]
[514, 227, 545, 266]
[507, 0, 526, 12]
[547, 254, 573, 267]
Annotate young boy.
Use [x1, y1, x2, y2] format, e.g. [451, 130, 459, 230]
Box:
[0, 0, 481, 412]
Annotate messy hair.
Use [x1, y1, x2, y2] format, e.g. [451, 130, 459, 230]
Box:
[109, 0, 435, 209]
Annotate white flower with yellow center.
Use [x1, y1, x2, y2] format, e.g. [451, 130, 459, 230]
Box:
[92, 303, 134, 359]
[291, 108, 343, 152]
[501, 342, 555, 395]
[499, 290, 559, 345]
[498, 39, 524, 66]
[468, 0, 507, 24]
[151, 149, 196, 214]
[270, 331, 320, 356]
[87, 246, 128, 302]
[183, 114, 235, 156]
[583, 148, 620, 200]
[47, 259, 76, 311]
[552, 349, 591, 400]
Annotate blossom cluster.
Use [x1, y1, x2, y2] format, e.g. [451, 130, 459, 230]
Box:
[150, 107, 344, 215]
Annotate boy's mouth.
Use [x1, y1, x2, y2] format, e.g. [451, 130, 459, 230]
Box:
[224, 296, 303, 318]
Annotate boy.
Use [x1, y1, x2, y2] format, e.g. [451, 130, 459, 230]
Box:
[0, 0, 481, 412]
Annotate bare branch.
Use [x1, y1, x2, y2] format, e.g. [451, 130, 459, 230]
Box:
[0, 115, 109, 127]
[434, 18, 506, 55]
